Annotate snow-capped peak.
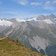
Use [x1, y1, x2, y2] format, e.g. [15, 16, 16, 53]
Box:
[27, 17, 37, 21]
[16, 19, 26, 22]
[43, 19, 54, 24]
[16, 17, 37, 22]
[36, 19, 54, 24]
[0, 19, 13, 26]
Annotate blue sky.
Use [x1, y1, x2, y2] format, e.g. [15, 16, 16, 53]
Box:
[0, 0, 56, 18]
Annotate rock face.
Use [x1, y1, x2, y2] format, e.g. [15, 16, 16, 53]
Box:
[0, 14, 56, 56]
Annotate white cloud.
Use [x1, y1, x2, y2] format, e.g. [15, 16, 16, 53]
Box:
[31, 2, 42, 6]
[43, 6, 54, 10]
[15, 0, 28, 5]
[41, 0, 56, 10]
[44, 0, 56, 7]
[43, 1, 52, 10]
[44, 1, 51, 7]
[12, 0, 56, 9]
[30, 1, 53, 7]
[19, 2, 26, 5]
[53, 0, 56, 4]
[19, 0, 28, 5]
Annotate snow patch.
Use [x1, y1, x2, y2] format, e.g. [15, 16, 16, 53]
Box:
[37, 19, 54, 24]
[16, 19, 26, 22]
[16, 17, 37, 22]
[27, 17, 37, 21]
[43, 19, 54, 24]
[0, 19, 13, 26]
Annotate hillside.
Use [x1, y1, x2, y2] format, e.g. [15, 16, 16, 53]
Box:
[0, 38, 45, 56]
[0, 15, 56, 56]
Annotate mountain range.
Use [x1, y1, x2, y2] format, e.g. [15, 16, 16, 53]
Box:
[0, 14, 56, 56]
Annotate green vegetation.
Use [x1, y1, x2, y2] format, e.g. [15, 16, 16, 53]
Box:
[0, 38, 46, 56]
[43, 55, 48, 56]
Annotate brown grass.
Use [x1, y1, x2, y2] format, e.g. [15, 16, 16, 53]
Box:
[0, 38, 45, 56]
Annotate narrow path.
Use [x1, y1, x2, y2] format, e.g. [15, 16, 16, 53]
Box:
[0, 36, 8, 40]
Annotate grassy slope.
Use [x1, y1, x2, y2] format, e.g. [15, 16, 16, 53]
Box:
[0, 38, 45, 56]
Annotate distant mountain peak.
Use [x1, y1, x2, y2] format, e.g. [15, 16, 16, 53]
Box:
[0, 19, 13, 26]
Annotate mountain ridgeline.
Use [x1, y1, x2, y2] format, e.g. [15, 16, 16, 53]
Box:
[0, 14, 56, 56]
